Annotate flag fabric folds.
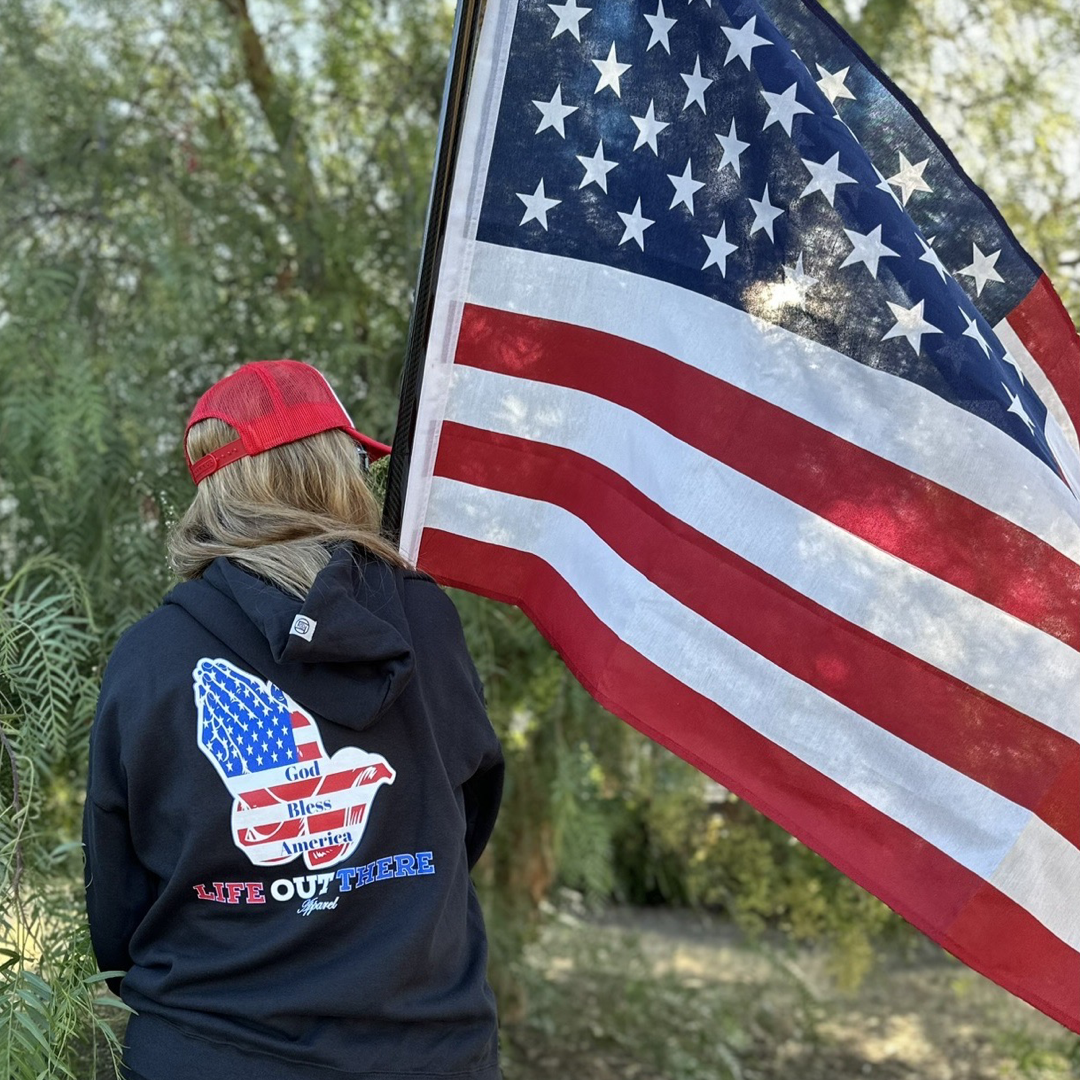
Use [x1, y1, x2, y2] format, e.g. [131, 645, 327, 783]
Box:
[392, 0, 1080, 1030]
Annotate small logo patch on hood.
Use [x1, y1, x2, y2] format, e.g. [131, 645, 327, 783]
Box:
[289, 614, 317, 641]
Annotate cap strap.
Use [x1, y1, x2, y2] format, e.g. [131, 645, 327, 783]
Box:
[189, 438, 248, 484]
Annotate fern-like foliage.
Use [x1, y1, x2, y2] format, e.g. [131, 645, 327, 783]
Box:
[0, 557, 127, 1080]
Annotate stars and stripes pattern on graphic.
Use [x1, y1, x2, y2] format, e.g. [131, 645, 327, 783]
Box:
[195, 658, 316, 787]
[393, 0, 1080, 1030]
[194, 658, 396, 869]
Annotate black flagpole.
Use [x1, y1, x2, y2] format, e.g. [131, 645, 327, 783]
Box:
[382, 0, 487, 547]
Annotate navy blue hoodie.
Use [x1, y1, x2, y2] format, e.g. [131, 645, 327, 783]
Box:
[83, 542, 504, 1080]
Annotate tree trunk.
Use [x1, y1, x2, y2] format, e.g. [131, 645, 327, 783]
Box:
[216, 0, 327, 291]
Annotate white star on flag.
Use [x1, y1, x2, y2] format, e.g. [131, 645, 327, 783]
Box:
[715, 119, 749, 176]
[816, 64, 855, 104]
[592, 43, 631, 97]
[748, 184, 784, 241]
[783, 251, 818, 291]
[701, 222, 737, 275]
[874, 165, 904, 209]
[667, 159, 705, 214]
[617, 198, 654, 250]
[644, 0, 677, 53]
[839, 225, 899, 278]
[1001, 382, 1036, 432]
[517, 179, 561, 230]
[680, 55, 713, 113]
[959, 242, 1004, 295]
[886, 152, 932, 205]
[1002, 351, 1026, 383]
[761, 83, 812, 135]
[882, 299, 943, 354]
[918, 235, 948, 280]
[532, 85, 578, 137]
[800, 152, 857, 206]
[722, 15, 772, 69]
[631, 100, 669, 154]
[961, 311, 991, 356]
[548, 0, 591, 41]
[577, 140, 618, 192]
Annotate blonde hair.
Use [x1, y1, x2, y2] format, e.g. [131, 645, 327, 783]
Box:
[167, 418, 408, 599]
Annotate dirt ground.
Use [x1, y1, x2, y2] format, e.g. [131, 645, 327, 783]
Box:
[501, 905, 1079, 1080]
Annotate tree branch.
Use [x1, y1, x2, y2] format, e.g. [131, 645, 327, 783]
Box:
[215, 0, 327, 290]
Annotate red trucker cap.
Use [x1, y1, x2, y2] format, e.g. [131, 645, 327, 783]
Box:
[184, 360, 391, 484]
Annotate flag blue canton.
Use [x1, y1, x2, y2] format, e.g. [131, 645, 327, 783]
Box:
[195, 658, 298, 777]
[475, 0, 1059, 475]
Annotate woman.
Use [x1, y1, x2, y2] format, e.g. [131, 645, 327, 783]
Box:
[83, 359, 504, 1080]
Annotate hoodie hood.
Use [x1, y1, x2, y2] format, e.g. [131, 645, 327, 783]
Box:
[165, 543, 414, 732]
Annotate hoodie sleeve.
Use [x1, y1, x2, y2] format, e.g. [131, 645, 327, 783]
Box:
[462, 672, 504, 871]
[83, 652, 158, 996]
[405, 574, 506, 870]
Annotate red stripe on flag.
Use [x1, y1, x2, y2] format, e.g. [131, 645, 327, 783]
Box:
[307, 805, 366, 836]
[296, 742, 321, 762]
[238, 788, 277, 808]
[1006, 275, 1080, 433]
[456, 304, 1079, 649]
[435, 422, 1079, 845]
[417, 529, 1080, 1032]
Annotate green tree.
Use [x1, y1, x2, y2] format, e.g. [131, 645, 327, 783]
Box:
[1, 1, 454, 1072]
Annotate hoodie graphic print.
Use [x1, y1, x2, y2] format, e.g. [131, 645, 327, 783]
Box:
[83, 543, 504, 1080]
[194, 657, 395, 870]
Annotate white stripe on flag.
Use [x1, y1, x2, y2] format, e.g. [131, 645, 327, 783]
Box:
[425, 476, 1080, 948]
[398, 0, 519, 564]
[992, 815, 1080, 945]
[445, 364, 1080, 741]
[233, 786, 373, 831]
[464, 243, 1080, 559]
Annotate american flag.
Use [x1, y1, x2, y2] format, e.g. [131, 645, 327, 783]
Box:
[392, 0, 1080, 1028]
[194, 658, 395, 869]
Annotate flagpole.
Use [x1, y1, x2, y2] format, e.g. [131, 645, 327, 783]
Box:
[382, 0, 487, 546]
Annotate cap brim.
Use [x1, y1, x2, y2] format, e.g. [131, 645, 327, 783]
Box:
[346, 427, 391, 461]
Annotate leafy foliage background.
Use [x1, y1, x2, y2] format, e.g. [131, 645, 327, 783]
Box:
[0, 0, 1077, 1075]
